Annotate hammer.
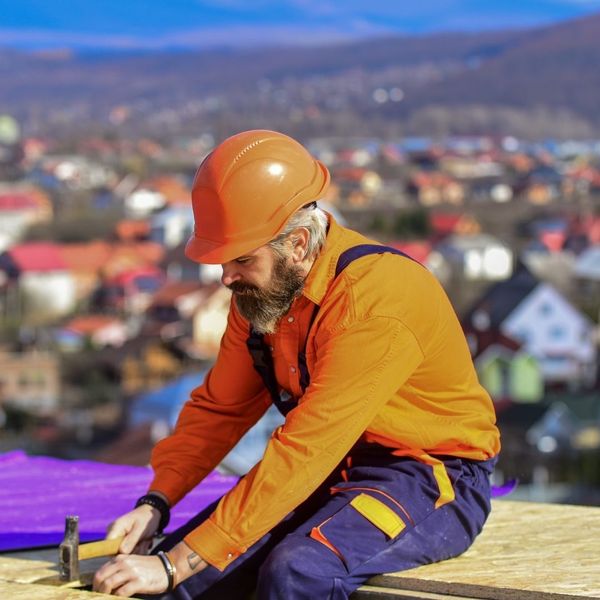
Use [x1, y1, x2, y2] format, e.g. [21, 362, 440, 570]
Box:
[59, 515, 124, 583]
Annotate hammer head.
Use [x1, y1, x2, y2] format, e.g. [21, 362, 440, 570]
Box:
[59, 515, 79, 582]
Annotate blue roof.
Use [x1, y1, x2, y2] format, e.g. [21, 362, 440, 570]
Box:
[130, 371, 208, 429]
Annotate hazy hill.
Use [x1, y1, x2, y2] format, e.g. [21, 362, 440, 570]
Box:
[1, 12, 599, 139]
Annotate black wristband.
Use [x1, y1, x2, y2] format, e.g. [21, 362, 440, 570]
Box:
[135, 494, 170, 534]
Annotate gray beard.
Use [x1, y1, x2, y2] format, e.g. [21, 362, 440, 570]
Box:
[230, 255, 305, 334]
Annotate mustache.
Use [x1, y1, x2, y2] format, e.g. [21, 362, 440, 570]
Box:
[227, 281, 261, 296]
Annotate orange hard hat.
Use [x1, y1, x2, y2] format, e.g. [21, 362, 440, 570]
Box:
[185, 129, 330, 264]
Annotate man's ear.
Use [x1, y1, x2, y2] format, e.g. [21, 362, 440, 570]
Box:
[290, 227, 310, 263]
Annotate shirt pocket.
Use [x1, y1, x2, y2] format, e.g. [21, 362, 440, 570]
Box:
[309, 487, 412, 572]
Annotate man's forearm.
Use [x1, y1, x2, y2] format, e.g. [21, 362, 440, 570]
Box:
[168, 540, 209, 586]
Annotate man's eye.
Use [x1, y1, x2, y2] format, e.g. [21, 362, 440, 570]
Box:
[235, 257, 251, 264]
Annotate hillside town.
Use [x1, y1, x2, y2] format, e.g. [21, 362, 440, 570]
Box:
[0, 113, 599, 505]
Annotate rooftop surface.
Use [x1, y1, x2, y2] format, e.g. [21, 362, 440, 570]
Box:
[0, 450, 237, 552]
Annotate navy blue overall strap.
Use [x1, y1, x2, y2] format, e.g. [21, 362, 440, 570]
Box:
[247, 244, 421, 415]
[335, 244, 420, 278]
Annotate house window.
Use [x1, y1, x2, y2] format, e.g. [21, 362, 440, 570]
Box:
[549, 326, 565, 340]
[539, 302, 553, 317]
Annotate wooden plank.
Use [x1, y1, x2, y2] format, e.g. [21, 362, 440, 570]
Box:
[368, 500, 600, 600]
[353, 584, 486, 599]
[0, 551, 105, 588]
[0, 580, 119, 599]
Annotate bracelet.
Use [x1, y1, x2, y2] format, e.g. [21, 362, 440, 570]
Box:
[157, 550, 177, 593]
[135, 494, 170, 534]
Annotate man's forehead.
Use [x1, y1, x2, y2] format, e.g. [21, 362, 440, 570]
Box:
[232, 245, 271, 262]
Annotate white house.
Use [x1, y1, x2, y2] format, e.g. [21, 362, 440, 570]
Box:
[150, 205, 194, 249]
[436, 233, 514, 281]
[464, 266, 597, 388]
[501, 284, 596, 386]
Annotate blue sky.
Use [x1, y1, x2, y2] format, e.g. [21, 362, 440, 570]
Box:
[1, 0, 600, 50]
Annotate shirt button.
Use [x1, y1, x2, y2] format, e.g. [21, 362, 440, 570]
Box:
[287, 316, 294, 323]
[227, 552, 233, 559]
[290, 366, 296, 373]
[269, 346, 274, 351]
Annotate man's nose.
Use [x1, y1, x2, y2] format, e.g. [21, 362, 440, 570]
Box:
[221, 262, 241, 287]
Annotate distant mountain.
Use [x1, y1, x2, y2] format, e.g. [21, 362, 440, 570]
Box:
[1, 12, 599, 139]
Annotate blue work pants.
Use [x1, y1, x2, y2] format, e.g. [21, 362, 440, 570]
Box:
[149, 445, 495, 600]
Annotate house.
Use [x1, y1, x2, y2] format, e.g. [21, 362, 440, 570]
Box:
[429, 212, 481, 240]
[94, 265, 165, 315]
[124, 188, 166, 217]
[0, 242, 77, 320]
[55, 314, 128, 351]
[475, 345, 544, 405]
[574, 244, 600, 301]
[129, 371, 284, 475]
[58, 240, 112, 303]
[40, 154, 116, 190]
[147, 281, 206, 320]
[388, 241, 432, 266]
[115, 219, 151, 242]
[435, 233, 514, 281]
[463, 265, 597, 389]
[150, 205, 194, 249]
[515, 165, 563, 205]
[0, 185, 53, 252]
[191, 286, 232, 359]
[0, 350, 60, 415]
[100, 241, 165, 279]
[332, 167, 382, 206]
[407, 171, 465, 206]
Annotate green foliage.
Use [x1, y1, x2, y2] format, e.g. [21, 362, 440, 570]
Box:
[393, 208, 430, 238]
[24, 209, 123, 243]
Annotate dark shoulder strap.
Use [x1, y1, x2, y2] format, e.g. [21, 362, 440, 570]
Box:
[335, 244, 421, 278]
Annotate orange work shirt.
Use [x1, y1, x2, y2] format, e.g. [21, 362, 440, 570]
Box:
[149, 216, 500, 571]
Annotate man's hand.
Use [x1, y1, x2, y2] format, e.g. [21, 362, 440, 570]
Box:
[106, 505, 161, 555]
[93, 554, 168, 597]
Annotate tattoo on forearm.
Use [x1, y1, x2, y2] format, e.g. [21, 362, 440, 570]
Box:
[187, 551, 202, 570]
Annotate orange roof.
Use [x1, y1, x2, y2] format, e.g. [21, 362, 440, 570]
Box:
[411, 171, 455, 188]
[65, 315, 121, 335]
[102, 242, 165, 277]
[58, 241, 165, 277]
[145, 175, 190, 205]
[59, 241, 111, 272]
[115, 219, 151, 241]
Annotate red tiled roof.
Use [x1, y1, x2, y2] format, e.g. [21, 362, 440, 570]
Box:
[0, 193, 38, 210]
[388, 240, 432, 264]
[430, 213, 462, 234]
[9, 243, 67, 272]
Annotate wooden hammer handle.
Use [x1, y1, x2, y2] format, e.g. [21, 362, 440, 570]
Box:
[79, 536, 125, 560]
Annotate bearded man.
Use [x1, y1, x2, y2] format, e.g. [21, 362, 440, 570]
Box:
[94, 130, 500, 600]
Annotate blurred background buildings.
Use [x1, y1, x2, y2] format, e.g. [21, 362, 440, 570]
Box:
[0, 1, 599, 506]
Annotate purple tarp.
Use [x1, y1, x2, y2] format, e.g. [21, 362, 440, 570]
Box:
[0, 450, 237, 552]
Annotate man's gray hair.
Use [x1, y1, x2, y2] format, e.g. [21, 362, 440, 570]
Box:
[268, 203, 328, 260]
